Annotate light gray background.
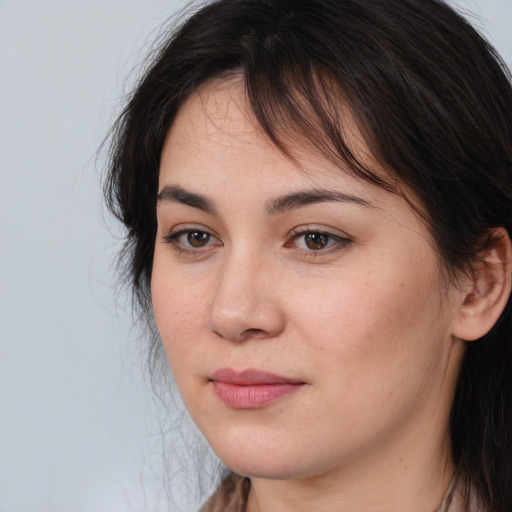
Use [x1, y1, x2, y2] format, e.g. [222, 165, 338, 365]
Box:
[1, 1, 511, 511]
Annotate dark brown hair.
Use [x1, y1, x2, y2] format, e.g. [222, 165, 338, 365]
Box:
[105, 0, 512, 510]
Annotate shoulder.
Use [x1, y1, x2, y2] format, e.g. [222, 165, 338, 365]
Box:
[199, 473, 249, 512]
[447, 485, 485, 512]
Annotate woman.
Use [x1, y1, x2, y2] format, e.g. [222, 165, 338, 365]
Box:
[105, 0, 512, 510]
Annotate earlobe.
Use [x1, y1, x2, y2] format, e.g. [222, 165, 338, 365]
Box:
[452, 227, 512, 342]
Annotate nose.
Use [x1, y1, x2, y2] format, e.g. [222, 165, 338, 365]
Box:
[207, 255, 286, 342]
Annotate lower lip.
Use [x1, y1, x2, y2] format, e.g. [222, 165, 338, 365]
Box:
[212, 381, 303, 409]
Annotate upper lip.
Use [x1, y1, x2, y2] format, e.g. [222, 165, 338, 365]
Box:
[210, 367, 304, 385]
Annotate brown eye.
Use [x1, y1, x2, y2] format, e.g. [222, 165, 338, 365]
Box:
[163, 227, 220, 253]
[187, 231, 210, 247]
[286, 229, 352, 255]
[304, 233, 329, 250]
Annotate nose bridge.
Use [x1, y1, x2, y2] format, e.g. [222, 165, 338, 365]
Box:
[208, 246, 285, 341]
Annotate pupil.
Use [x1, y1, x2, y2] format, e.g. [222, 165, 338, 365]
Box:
[188, 231, 209, 247]
[306, 233, 328, 250]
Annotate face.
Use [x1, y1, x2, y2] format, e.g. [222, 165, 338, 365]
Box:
[152, 80, 465, 482]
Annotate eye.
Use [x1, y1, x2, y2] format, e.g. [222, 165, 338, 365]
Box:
[183, 230, 211, 248]
[286, 227, 352, 255]
[162, 227, 221, 253]
[301, 232, 332, 250]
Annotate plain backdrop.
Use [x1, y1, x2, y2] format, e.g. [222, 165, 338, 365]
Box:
[1, 1, 511, 511]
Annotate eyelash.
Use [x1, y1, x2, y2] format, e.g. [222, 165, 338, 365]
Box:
[162, 226, 352, 257]
[286, 226, 352, 257]
[162, 226, 221, 255]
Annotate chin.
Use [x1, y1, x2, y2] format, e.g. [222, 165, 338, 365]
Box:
[223, 457, 305, 480]
[205, 432, 319, 480]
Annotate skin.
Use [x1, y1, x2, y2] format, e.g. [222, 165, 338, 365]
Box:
[151, 79, 470, 512]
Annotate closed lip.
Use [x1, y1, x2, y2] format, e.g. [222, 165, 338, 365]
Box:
[209, 367, 304, 385]
[209, 368, 305, 409]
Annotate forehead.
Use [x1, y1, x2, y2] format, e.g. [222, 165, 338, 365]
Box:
[165, 80, 263, 168]
[160, 78, 383, 194]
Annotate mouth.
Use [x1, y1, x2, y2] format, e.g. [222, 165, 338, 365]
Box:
[209, 368, 305, 409]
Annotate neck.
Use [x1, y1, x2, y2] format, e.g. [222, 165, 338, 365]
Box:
[246, 421, 455, 512]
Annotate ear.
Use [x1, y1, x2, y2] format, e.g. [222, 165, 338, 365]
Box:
[452, 227, 512, 341]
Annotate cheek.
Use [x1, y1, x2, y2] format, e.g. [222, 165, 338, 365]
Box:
[291, 253, 446, 384]
[151, 277, 212, 418]
[282, 264, 449, 451]
[151, 265, 206, 364]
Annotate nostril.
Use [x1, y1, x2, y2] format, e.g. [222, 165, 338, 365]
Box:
[210, 325, 277, 343]
[237, 328, 267, 341]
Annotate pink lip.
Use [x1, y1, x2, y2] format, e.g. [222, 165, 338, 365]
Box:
[209, 368, 305, 409]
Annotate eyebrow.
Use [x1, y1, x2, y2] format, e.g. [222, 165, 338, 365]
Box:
[265, 189, 375, 215]
[156, 184, 374, 215]
[156, 185, 216, 213]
